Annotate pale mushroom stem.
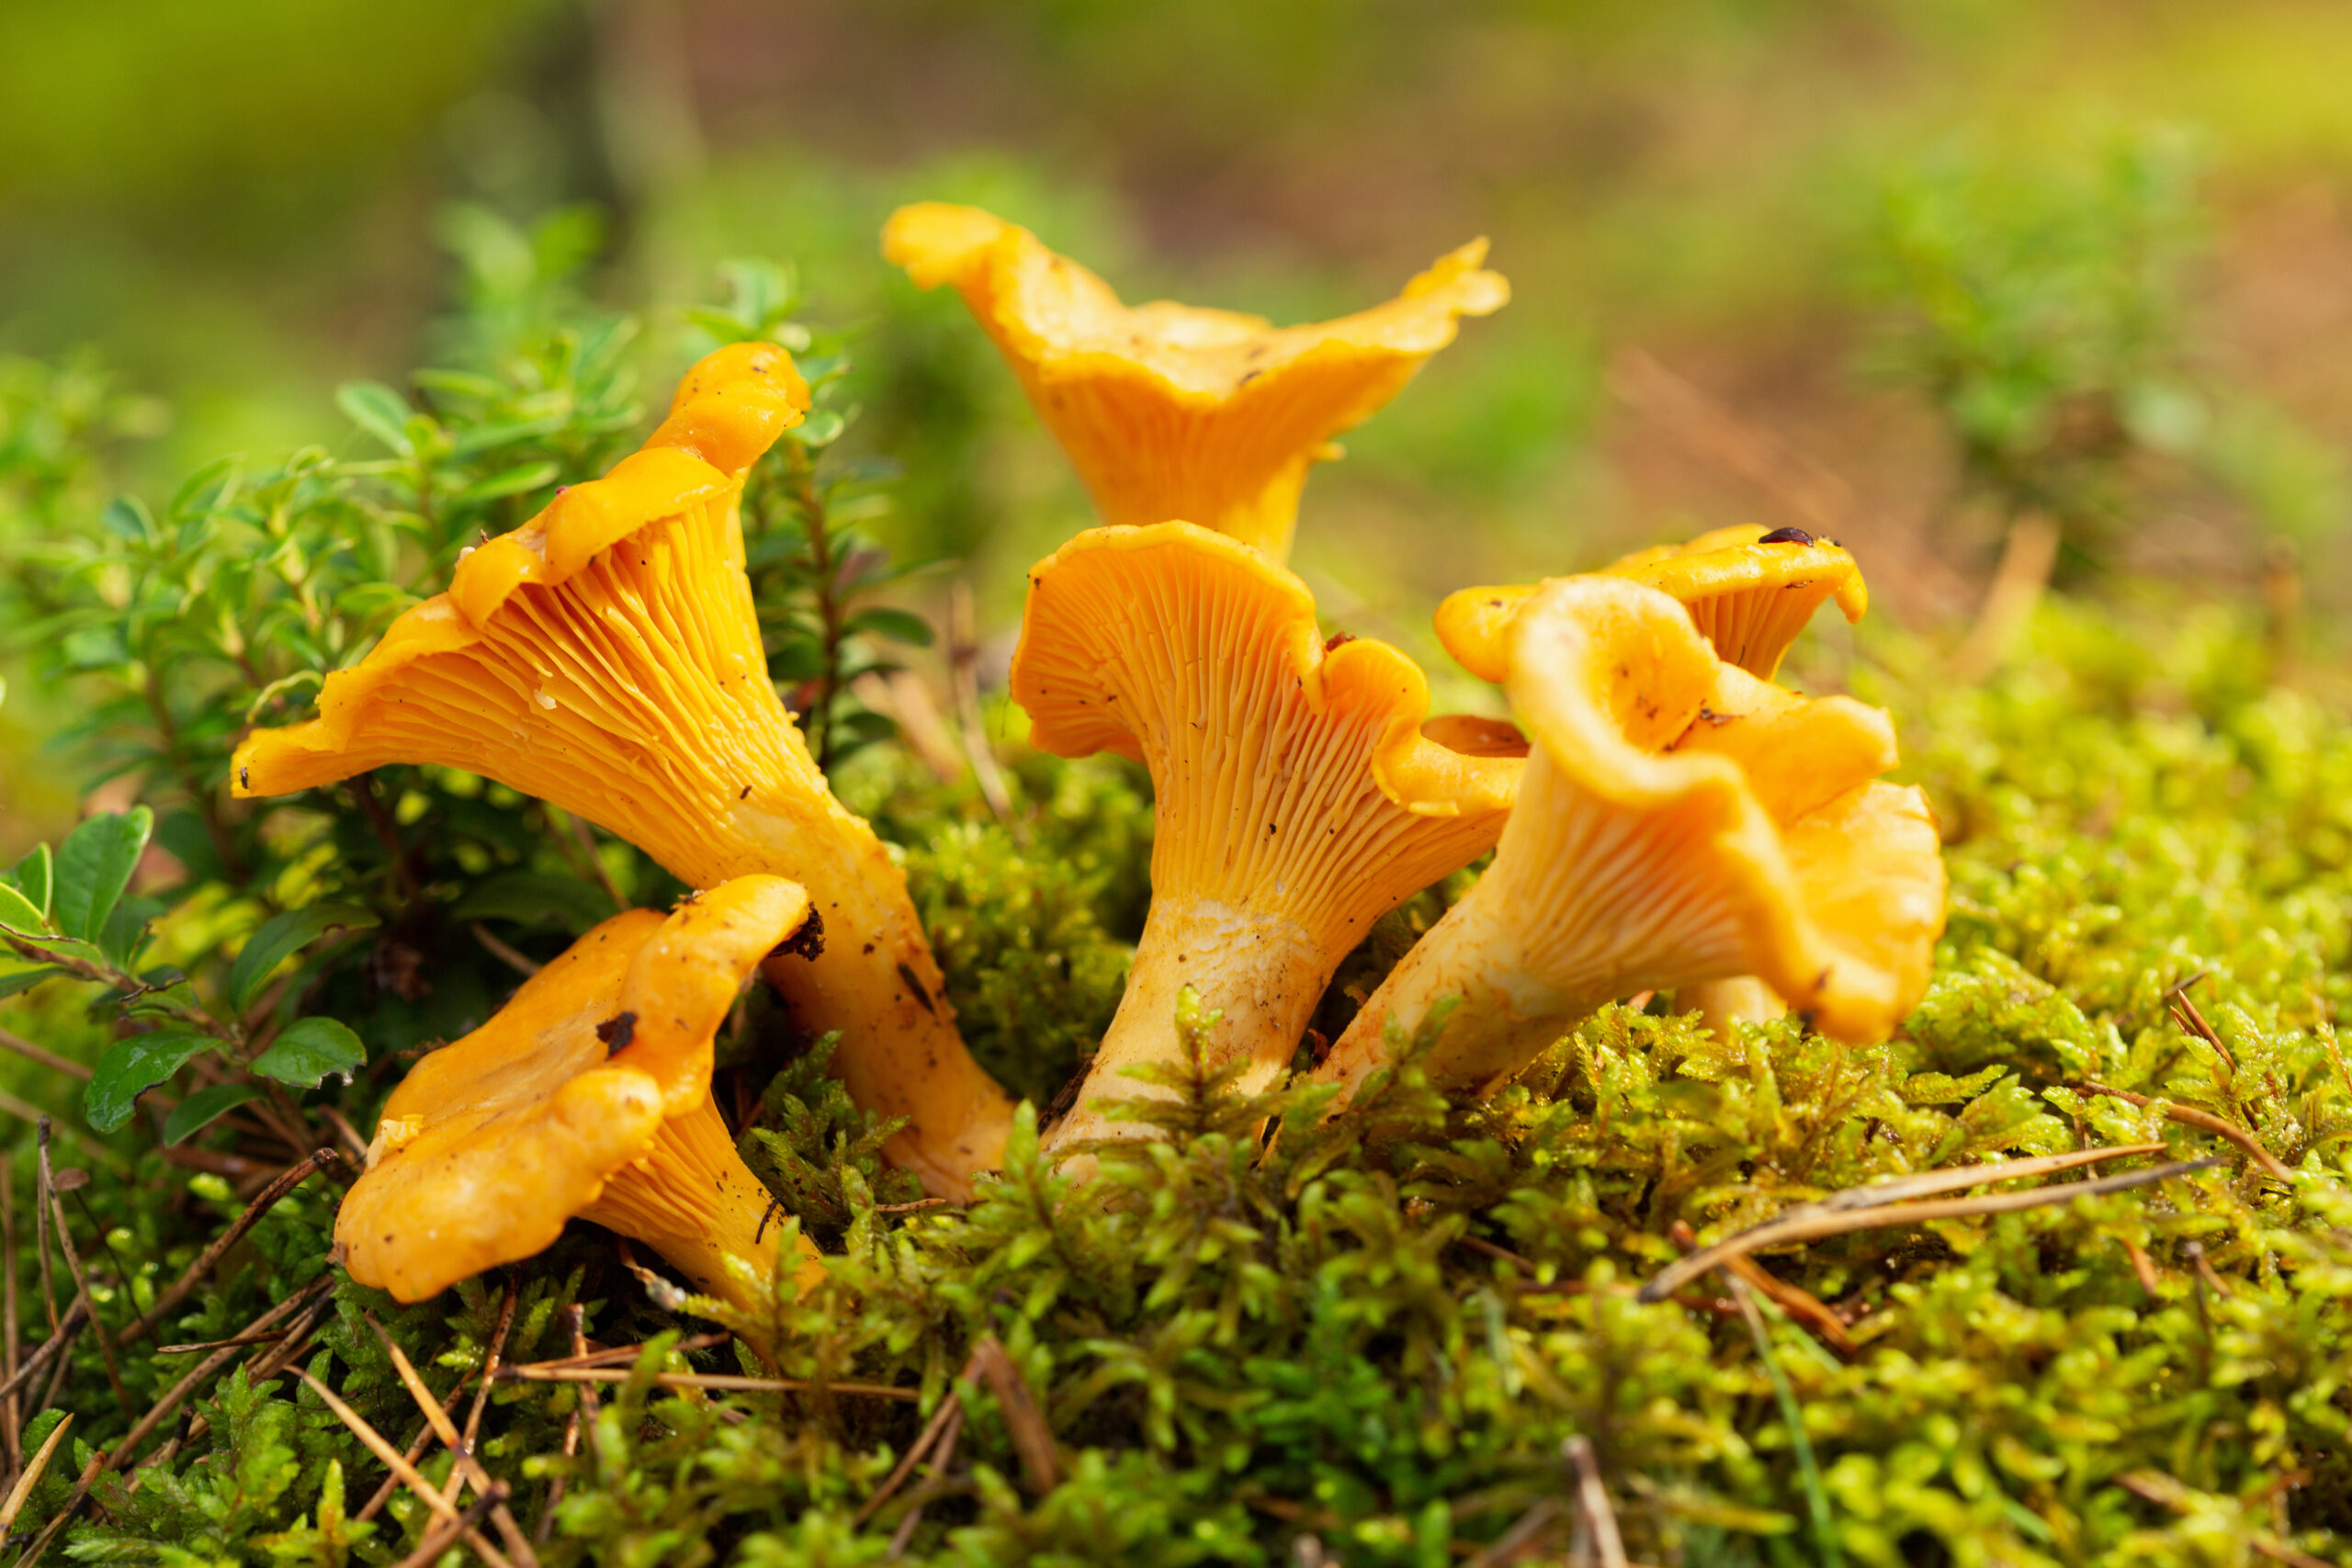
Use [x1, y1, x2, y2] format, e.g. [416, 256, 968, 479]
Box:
[1683, 976, 1786, 1041]
[1313, 744, 1753, 1103]
[1050, 898, 1326, 1155]
[581, 1092, 823, 1313]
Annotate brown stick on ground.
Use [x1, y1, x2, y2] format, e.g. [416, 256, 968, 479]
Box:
[3, 1162, 19, 1474]
[1640, 1149, 2211, 1303]
[296, 1367, 515, 1568]
[2077, 1083, 2296, 1184]
[0, 1029, 89, 1083]
[10, 1448, 104, 1568]
[39, 1124, 134, 1424]
[124, 1148, 343, 1348]
[364, 1314, 541, 1568]
[114, 1275, 336, 1471]
[967, 1336, 1059, 1495]
[1563, 1435, 1630, 1568]
[534, 1304, 597, 1547]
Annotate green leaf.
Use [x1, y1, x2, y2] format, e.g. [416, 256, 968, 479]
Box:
[846, 606, 936, 649]
[86, 1031, 212, 1134]
[163, 1083, 266, 1145]
[6, 844, 54, 921]
[230, 904, 379, 1015]
[52, 808, 153, 943]
[168, 456, 241, 524]
[251, 1017, 366, 1089]
[100, 497, 154, 545]
[0, 969, 60, 1001]
[456, 460, 562, 507]
[683, 306, 763, 346]
[337, 381, 415, 456]
[0, 882, 42, 937]
[450, 873, 615, 934]
[785, 409, 846, 448]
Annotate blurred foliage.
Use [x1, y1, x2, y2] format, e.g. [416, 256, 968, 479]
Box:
[1, 3, 2351, 1563]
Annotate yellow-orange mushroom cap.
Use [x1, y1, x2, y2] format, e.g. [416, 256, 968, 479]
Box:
[232, 344, 1014, 1199]
[1437, 525, 1870, 684]
[335, 876, 823, 1316]
[1314, 576, 1945, 1106]
[883, 202, 1508, 562]
[1010, 523, 1521, 1156]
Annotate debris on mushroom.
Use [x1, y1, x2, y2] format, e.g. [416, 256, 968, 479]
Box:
[1010, 522, 1521, 1160]
[1436, 524, 1871, 683]
[232, 344, 1014, 1199]
[1311, 576, 1946, 1107]
[335, 876, 824, 1325]
[882, 202, 1509, 562]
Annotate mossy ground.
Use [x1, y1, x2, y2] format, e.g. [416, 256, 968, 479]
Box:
[0, 592, 2346, 1568]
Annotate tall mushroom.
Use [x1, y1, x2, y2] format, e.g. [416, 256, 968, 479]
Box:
[884, 203, 1508, 562]
[1436, 525, 1869, 683]
[1310, 575, 1945, 1107]
[233, 344, 1014, 1198]
[1009, 523, 1521, 1156]
[337, 876, 825, 1322]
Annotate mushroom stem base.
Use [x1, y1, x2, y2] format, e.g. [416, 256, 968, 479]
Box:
[1043, 897, 1326, 1157]
[581, 1093, 823, 1316]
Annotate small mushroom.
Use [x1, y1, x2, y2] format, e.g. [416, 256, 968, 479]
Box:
[335, 876, 824, 1320]
[1010, 523, 1521, 1157]
[1311, 576, 1945, 1105]
[883, 203, 1508, 563]
[1436, 524, 1870, 683]
[232, 344, 1014, 1199]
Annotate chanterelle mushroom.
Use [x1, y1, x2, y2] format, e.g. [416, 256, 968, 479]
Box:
[1437, 524, 1870, 684]
[1311, 575, 1945, 1107]
[232, 344, 1013, 1198]
[883, 203, 1508, 562]
[337, 876, 823, 1319]
[1010, 523, 1521, 1157]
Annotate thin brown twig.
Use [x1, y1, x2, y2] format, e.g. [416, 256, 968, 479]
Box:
[857, 1353, 978, 1529]
[112, 1275, 334, 1470]
[1715, 1251, 1856, 1358]
[2076, 1083, 2295, 1184]
[471, 923, 543, 978]
[39, 1126, 133, 1424]
[0, 1299, 87, 1408]
[0, 1415, 69, 1538]
[506, 1332, 729, 1375]
[294, 1368, 515, 1568]
[2, 1162, 18, 1474]
[440, 1279, 519, 1513]
[153, 1330, 288, 1356]
[1564, 1436, 1629, 1568]
[498, 1366, 921, 1399]
[356, 1368, 475, 1526]
[967, 1336, 1059, 1494]
[2162, 972, 2233, 1072]
[10, 1447, 103, 1568]
[886, 1403, 962, 1559]
[948, 581, 1014, 825]
[0, 1030, 88, 1084]
[125, 1148, 341, 1348]
[392, 1485, 509, 1568]
[535, 1305, 594, 1547]
[363, 1314, 541, 1568]
[1640, 1154, 2218, 1303]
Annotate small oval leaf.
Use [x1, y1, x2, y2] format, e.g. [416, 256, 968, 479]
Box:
[230, 904, 380, 1016]
[86, 1031, 212, 1134]
[251, 1017, 366, 1089]
[337, 381, 416, 456]
[53, 808, 153, 944]
[163, 1083, 266, 1145]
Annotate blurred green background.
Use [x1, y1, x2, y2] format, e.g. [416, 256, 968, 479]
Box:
[6, 0, 2352, 844]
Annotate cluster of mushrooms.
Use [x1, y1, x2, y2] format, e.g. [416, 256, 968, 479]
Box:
[232, 204, 1948, 1336]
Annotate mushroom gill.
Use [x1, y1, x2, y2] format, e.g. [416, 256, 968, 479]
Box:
[1436, 524, 1870, 683]
[232, 343, 1013, 1198]
[1009, 523, 1521, 1157]
[336, 876, 824, 1322]
[883, 203, 1508, 562]
[1311, 576, 1946, 1108]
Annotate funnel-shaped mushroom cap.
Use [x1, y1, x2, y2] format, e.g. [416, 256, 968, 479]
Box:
[1437, 525, 1870, 684]
[335, 876, 822, 1314]
[884, 203, 1508, 562]
[1316, 576, 1944, 1103]
[233, 344, 1014, 1199]
[1011, 523, 1521, 1152]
